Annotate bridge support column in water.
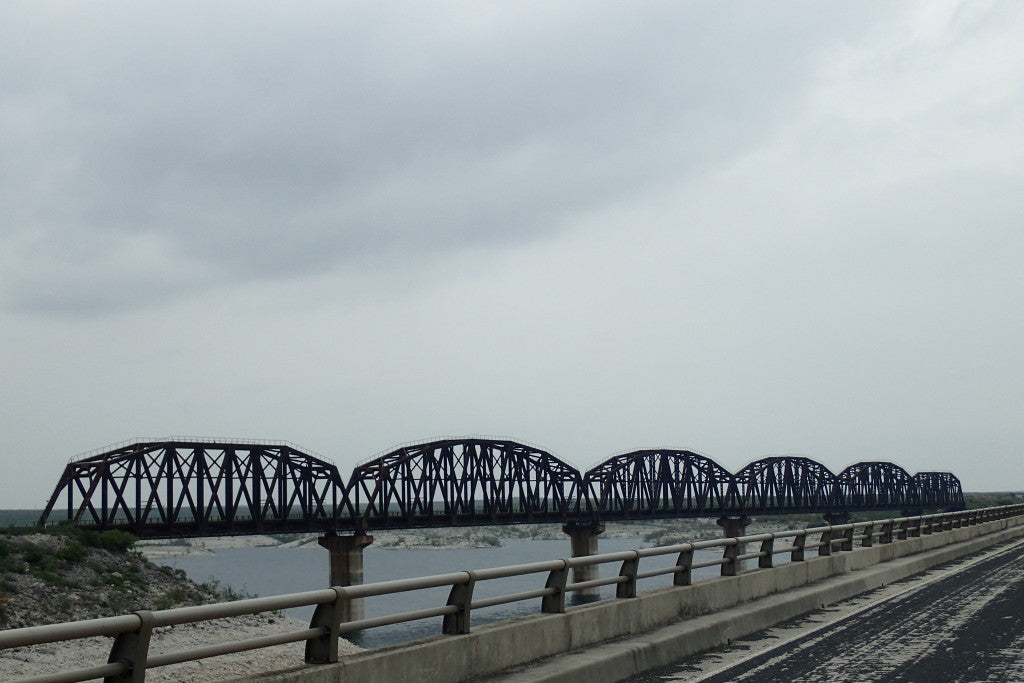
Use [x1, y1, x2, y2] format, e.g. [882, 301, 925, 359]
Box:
[563, 522, 605, 598]
[824, 512, 853, 550]
[717, 516, 751, 575]
[318, 531, 374, 622]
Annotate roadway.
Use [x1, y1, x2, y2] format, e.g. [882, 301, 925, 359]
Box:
[629, 536, 1024, 682]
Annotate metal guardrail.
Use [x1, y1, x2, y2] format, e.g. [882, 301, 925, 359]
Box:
[4, 504, 1023, 682]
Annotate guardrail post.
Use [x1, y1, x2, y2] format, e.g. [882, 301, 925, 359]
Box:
[674, 546, 694, 586]
[841, 525, 855, 551]
[542, 562, 569, 613]
[758, 537, 774, 569]
[908, 518, 922, 537]
[306, 587, 344, 663]
[616, 552, 639, 598]
[443, 571, 476, 635]
[861, 523, 874, 547]
[818, 530, 832, 556]
[823, 513, 852, 551]
[105, 610, 154, 683]
[880, 521, 894, 544]
[791, 533, 806, 562]
[722, 539, 739, 576]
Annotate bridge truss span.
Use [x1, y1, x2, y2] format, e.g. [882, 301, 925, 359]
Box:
[914, 471, 966, 509]
[837, 461, 919, 511]
[346, 438, 583, 528]
[39, 441, 349, 538]
[733, 456, 838, 514]
[582, 449, 735, 518]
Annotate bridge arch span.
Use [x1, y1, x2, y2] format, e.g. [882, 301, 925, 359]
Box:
[39, 440, 349, 537]
[582, 449, 735, 517]
[345, 438, 583, 528]
[914, 471, 966, 509]
[836, 461, 919, 510]
[733, 456, 837, 514]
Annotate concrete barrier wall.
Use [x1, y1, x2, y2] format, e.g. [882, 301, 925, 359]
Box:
[250, 515, 1024, 683]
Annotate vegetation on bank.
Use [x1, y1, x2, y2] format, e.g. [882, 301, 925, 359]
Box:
[0, 524, 246, 628]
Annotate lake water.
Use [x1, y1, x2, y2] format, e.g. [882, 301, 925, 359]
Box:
[153, 537, 730, 649]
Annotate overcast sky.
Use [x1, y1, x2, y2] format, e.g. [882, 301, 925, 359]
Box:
[2, 1, 1022, 508]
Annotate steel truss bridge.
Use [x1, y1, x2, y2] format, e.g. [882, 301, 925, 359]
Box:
[38, 438, 966, 539]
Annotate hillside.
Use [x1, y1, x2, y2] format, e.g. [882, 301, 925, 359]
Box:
[0, 526, 228, 628]
[0, 525, 361, 681]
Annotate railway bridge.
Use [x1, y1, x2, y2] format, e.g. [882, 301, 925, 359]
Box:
[39, 437, 965, 535]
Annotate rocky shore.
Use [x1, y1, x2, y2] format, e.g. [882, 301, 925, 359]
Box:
[0, 529, 360, 681]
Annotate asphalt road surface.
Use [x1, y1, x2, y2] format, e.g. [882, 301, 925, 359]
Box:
[630, 537, 1024, 683]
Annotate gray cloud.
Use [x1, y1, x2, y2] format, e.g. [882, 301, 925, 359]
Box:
[2, 1, 1023, 508]
[1, 1, 885, 314]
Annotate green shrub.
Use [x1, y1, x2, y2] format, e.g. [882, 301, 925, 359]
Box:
[57, 540, 88, 563]
[95, 530, 136, 552]
[154, 588, 188, 610]
[23, 543, 55, 569]
[49, 525, 136, 552]
[36, 570, 70, 586]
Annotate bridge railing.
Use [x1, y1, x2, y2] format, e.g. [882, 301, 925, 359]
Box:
[4, 504, 1023, 682]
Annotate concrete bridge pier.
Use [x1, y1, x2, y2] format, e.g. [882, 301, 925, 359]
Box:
[563, 522, 605, 598]
[824, 512, 853, 551]
[717, 516, 751, 574]
[318, 532, 374, 622]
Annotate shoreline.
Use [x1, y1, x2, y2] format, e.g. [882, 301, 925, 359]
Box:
[134, 518, 779, 559]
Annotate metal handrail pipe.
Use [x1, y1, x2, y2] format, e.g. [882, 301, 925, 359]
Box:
[341, 572, 472, 599]
[692, 557, 729, 569]
[338, 605, 461, 634]
[693, 537, 735, 549]
[0, 614, 141, 648]
[471, 588, 554, 610]
[19, 661, 128, 683]
[736, 551, 763, 562]
[147, 628, 325, 668]
[635, 542, 693, 558]
[470, 559, 567, 581]
[635, 566, 677, 581]
[768, 528, 814, 538]
[732, 533, 776, 544]
[153, 589, 338, 626]
[563, 550, 639, 568]
[567, 576, 627, 593]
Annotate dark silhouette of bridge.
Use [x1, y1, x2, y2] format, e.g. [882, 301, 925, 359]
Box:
[38, 438, 965, 539]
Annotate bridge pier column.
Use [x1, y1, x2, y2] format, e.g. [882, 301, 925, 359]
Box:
[318, 532, 374, 623]
[717, 516, 751, 575]
[824, 513, 853, 550]
[563, 522, 605, 598]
